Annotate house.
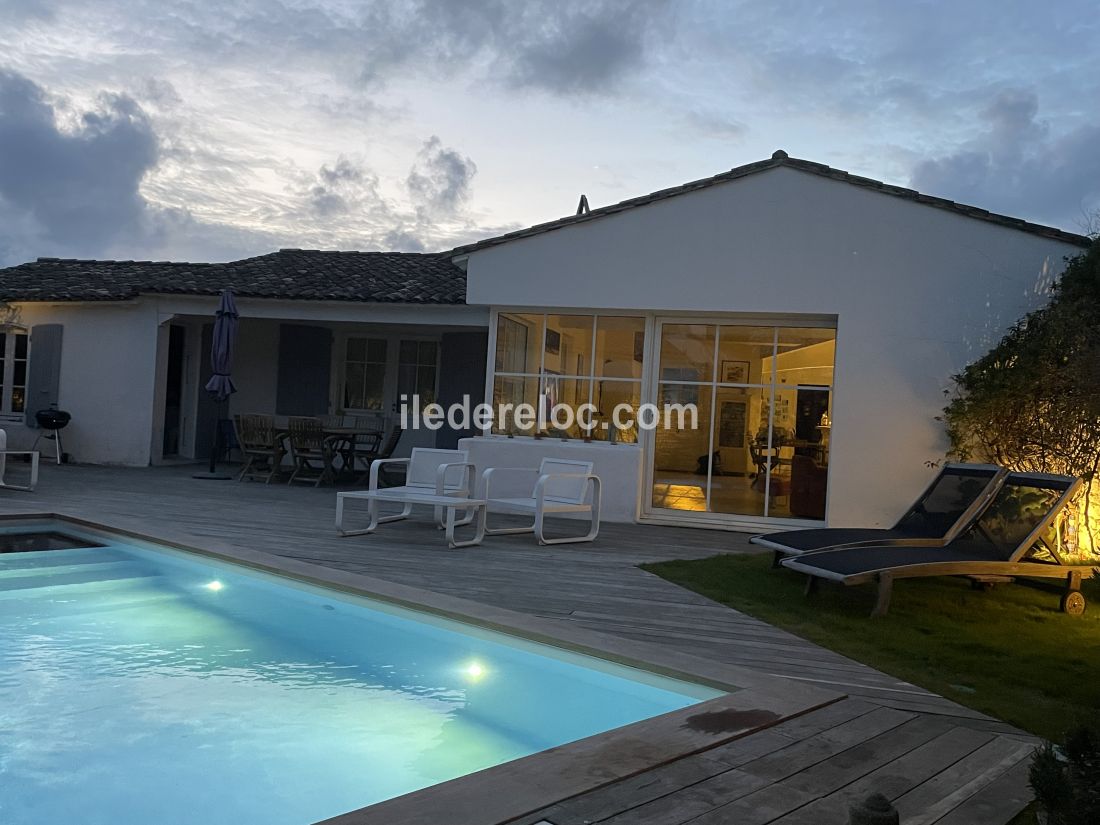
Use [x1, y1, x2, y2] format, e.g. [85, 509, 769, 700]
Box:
[0, 151, 1089, 532]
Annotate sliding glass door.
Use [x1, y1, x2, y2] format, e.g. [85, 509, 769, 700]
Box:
[646, 319, 836, 524]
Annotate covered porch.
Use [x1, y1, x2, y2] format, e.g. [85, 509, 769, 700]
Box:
[150, 295, 488, 467]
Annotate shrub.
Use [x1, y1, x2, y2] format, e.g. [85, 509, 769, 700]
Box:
[1029, 717, 1100, 824]
[944, 240, 1100, 557]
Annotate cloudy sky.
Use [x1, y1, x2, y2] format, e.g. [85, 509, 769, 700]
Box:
[0, 0, 1098, 266]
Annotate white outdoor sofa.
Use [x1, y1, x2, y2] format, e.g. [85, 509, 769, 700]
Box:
[482, 458, 602, 545]
[335, 448, 485, 547]
[0, 429, 39, 492]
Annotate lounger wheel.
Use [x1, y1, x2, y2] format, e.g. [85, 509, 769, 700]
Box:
[1061, 591, 1086, 615]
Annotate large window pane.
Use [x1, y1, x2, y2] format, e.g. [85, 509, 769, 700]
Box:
[344, 337, 386, 410]
[345, 337, 366, 362]
[651, 383, 712, 512]
[709, 386, 766, 517]
[659, 324, 714, 383]
[544, 314, 593, 377]
[595, 316, 645, 380]
[543, 377, 591, 438]
[717, 326, 774, 386]
[775, 328, 836, 387]
[495, 313, 542, 373]
[649, 320, 834, 522]
[398, 340, 439, 410]
[0, 331, 29, 416]
[768, 388, 831, 520]
[491, 375, 539, 435]
[594, 380, 641, 443]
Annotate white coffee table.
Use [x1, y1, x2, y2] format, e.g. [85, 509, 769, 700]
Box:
[336, 489, 487, 548]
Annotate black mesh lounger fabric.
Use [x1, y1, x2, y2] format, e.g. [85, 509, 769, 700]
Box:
[786, 541, 1007, 578]
[786, 474, 1076, 580]
[893, 466, 1004, 536]
[753, 464, 1003, 554]
[757, 527, 925, 553]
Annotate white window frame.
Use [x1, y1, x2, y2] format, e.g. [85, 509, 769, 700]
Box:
[641, 315, 837, 529]
[334, 330, 442, 417]
[339, 335, 388, 412]
[397, 338, 441, 411]
[0, 327, 29, 419]
[484, 309, 648, 438]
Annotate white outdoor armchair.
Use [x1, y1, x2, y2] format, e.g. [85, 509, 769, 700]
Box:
[482, 458, 601, 545]
[0, 429, 39, 492]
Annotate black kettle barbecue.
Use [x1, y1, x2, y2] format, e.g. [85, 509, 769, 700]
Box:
[32, 408, 72, 465]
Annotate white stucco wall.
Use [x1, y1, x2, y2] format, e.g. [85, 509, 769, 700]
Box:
[6, 300, 160, 466]
[463, 166, 1086, 528]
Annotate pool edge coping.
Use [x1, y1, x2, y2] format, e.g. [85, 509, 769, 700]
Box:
[3, 511, 845, 825]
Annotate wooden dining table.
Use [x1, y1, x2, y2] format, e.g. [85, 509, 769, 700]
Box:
[319, 425, 383, 484]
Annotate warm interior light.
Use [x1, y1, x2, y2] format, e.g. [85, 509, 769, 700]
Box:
[203, 580, 224, 592]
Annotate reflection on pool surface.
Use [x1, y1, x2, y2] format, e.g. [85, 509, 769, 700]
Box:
[0, 523, 722, 825]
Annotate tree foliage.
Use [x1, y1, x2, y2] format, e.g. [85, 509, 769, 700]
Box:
[1030, 716, 1100, 825]
[944, 240, 1100, 552]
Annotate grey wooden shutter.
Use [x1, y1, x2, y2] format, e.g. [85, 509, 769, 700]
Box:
[435, 331, 488, 449]
[275, 324, 332, 416]
[25, 324, 63, 425]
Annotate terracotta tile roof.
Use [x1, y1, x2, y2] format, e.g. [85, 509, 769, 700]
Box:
[0, 249, 466, 304]
[451, 150, 1093, 255]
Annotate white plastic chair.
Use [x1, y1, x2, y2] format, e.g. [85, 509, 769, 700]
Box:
[482, 458, 601, 545]
[0, 429, 40, 492]
[336, 448, 476, 537]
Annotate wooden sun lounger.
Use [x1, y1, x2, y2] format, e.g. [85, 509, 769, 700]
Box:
[750, 463, 1006, 564]
[781, 472, 1096, 617]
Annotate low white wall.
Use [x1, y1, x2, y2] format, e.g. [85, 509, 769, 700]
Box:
[6, 301, 159, 466]
[459, 436, 642, 522]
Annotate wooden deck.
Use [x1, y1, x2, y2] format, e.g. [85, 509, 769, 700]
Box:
[1, 463, 1039, 824]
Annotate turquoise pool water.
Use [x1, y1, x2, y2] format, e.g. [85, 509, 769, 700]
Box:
[0, 523, 721, 825]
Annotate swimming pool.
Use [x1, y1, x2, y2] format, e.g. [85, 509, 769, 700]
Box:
[0, 521, 724, 825]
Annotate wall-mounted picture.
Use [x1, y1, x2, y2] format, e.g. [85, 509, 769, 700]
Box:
[545, 328, 561, 355]
[633, 330, 645, 363]
[720, 360, 750, 384]
[718, 400, 748, 448]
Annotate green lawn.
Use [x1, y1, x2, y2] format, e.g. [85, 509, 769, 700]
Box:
[641, 553, 1100, 740]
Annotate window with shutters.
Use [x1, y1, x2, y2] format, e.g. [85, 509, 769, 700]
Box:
[0, 328, 29, 416]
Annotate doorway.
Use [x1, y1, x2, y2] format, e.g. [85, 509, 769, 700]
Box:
[643, 318, 836, 526]
[161, 325, 186, 457]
